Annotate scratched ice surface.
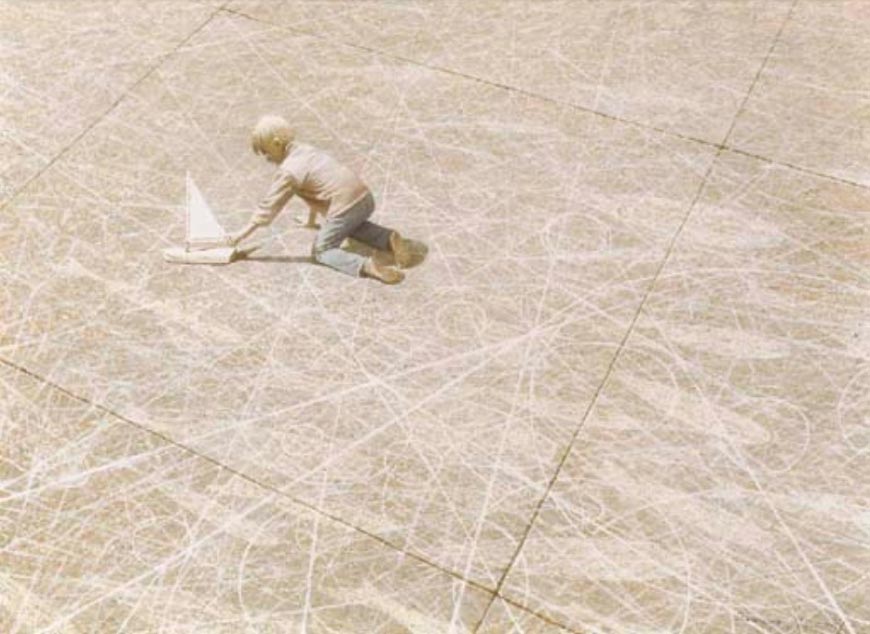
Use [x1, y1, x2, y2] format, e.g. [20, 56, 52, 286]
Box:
[1, 2, 868, 633]
[0, 365, 491, 632]
[0, 1, 223, 206]
[496, 154, 870, 633]
[228, 0, 793, 144]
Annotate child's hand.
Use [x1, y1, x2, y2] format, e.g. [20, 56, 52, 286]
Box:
[294, 212, 320, 229]
[306, 209, 319, 228]
[225, 221, 259, 247]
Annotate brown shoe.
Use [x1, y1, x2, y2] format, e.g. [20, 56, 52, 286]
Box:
[363, 258, 404, 284]
[389, 231, 414, 269]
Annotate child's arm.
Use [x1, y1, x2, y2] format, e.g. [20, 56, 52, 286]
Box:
[230, 169, 299, 245]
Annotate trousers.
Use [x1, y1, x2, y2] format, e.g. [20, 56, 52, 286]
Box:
[312, 192, 392, 277]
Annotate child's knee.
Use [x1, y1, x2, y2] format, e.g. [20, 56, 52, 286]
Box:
[311, 241, 325, 261]
[312, 230, 342, 255]
[311, 240, 338, 265]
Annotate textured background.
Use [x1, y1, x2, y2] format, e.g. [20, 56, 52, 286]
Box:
[1, 1, 868, 632]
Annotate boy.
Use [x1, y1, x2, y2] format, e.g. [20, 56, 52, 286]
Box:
[226, 115, 412, 284]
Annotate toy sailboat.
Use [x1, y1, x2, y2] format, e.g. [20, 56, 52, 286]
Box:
[162, 173, 236, 265]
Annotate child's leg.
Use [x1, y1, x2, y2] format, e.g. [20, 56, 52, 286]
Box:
[352, 221, 413, 268]
[350, 220, 392, 251]
[312, 192, 402, 281]
[312, 214, 368, 277]
[311, 194, 373, 276]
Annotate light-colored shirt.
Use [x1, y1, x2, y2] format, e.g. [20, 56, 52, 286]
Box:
[252, 142, 369, 226]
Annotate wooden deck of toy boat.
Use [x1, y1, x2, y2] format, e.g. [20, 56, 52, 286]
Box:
[162, 246, 236, 265]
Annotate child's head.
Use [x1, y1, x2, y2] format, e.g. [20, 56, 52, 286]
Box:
[251, 115, 295, 164]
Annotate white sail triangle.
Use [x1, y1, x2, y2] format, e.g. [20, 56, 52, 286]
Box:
[186, 172, 226, 245]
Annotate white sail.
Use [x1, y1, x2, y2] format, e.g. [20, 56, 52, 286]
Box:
[185, 172, 225, 245]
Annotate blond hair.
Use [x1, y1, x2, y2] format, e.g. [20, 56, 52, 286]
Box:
[251, 115, 295, 155]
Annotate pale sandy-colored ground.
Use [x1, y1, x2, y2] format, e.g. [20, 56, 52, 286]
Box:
[1, 1, 868, 632]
